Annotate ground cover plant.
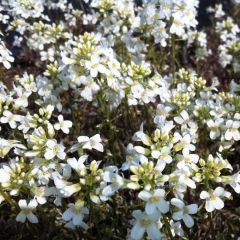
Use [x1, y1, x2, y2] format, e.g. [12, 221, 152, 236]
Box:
[0, 0, 240, 239]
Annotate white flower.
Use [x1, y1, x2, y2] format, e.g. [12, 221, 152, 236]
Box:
[170, 220, 184, 237]
[153, 20, 169, 47]
[54, 115, 72, 134]
[177, 151, 199, 171]
[44, 139, 66, 160]
[52, 172, 81, 197]
[177, 168, 196, 189]
[85, 55, 109, 77]
[102, 166, 124, 197]
[0, 110, 22, 129]
[173, 133, 195, 154]
[207, 118, 223, 140]
[0, 43, 14, 69]
[174, 110, 190, 125]
[0, 165, 11, 184]
[67, 156, 88, 175]
[225, 120, 240, 141]
[77, 134, 104, 152]
[227, 172, 240, 193]
[200, 187, 231, 212]
[156, 104, 173, 118]
[16, 199, 38, 223]
[130, 210, 162, 240]
[62, 201, 89, 228]
[152, 146, 173, 171]
[171, 198, 198, 228]
[138, 189, 169, 215]
[170, 12, 185, 36]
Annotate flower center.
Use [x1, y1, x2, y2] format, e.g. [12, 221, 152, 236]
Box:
[149, 196, 160, 203]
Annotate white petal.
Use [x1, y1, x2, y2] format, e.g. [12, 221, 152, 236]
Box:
[62, 209, 73, 221]
[213, 198, 224, 210]
[46, 139, 56, 148]
[186, 178, 196, 189]
[156, 199, 169, 213]
[44, 150, 55, 160]
[181, 110, 189, 120]
[57, 151, 66, 160]
[93, 142, 104, 152]
[225, 130, 232, 140]
[91, 134, 101, 142]
[103, 171, 114, 182]
[62, 127, 70, 134]
[213, 187, 224, 197]
[77, 136, 89, 143]
[186, 204, 198, 214]
[28, 199, 38, 209]
[205, 200, 214, 212]
[138, 191, 151, 201]
[18, 199, 27, 208]
[16, 212, 26, 223]
[151, 150, 160, 159]
[154, 189, 165, 197]
[72, 215, 84, 225]
[0, 169, 10, 183]
[171, 198, 184, 208]
[27, 212, 38, 223]
[146, 202, 156, 215]
[147, 224, 161, 239]
[54, 123, 60, 130]
[102, 185, 118, 197]
[131, 223, 145, 240]
[183, 214, 194, 228]
[173, 211, 184, 221]
[64, 121, 72, 128]
[174, 116, 183, 125]
[58, 115, 64, 122]
[9, 121, 17, 129]
[200, 191, 209, 199]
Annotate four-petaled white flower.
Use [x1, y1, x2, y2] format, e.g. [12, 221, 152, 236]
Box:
[131, 210, 162, 240]
[225, 120, 240, 141]
[62, 201, 89, 229]
[174, 110, 190, 126]
[173, 133, 195, 154]
[77, 134, 104, 152]
[102, 166, 124, 197]
[85, 55, 109, 77]
[177, 151, 199, 171]
[177, 168, 196, 189]
[0, 43, 14, 69]
[200, 187, 231, 212]
[67, 155, 88, 175]
[207, 118, 223, 140]
[0, 110, 22, 129]
[138, 189, 169, 215]
[16, 199, 38, 223]
[152, 146, 173, 171]
[227, 172, 240, 193]
[171, 198, 198, 228]
[44, 139, 66, 160]
[54, 115, 72, 134]
[0, 165, 11, 184]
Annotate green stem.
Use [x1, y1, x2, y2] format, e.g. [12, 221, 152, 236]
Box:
[0, 185, 17, 211]
[97, 92, 118, 164]
[171, 35, 176, 79]
[209, 212, 216, 240]
[163, 215, 174, 240]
